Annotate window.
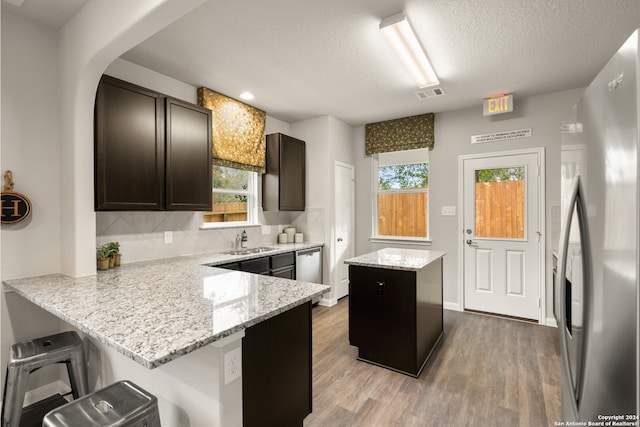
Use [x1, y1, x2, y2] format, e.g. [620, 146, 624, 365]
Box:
[203, 165, 258, 226]
[374, 149, 429, 240]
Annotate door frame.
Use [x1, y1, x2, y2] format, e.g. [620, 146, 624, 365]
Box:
[457, 147, 546, 324]
[331, 160, 355, 304]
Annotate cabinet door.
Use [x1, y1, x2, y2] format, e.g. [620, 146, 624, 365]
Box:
[349, 265, 417, 373]
[165, 97, 212, 210]
[243, 302, 311, 427]
[263, 133, 305, 211]
[270, 252, 295, 270]
[279, 134, 305, 211]
[271, 266, 295, 279]
[95, 76, 165, 210]
[239, 257, 270, 274]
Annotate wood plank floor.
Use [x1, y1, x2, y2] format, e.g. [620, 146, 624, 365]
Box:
[304, 298, 560, 427]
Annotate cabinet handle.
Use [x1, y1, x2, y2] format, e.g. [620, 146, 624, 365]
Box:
[376, 281, 385, 295]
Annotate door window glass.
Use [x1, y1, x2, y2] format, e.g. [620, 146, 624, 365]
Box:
[475, 167, 525, 239]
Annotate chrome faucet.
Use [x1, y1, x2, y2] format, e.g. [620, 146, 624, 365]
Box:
[235, 234, 242, 249]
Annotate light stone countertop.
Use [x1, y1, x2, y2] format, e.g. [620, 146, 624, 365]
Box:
[3, 245, 329, 369]
[344, 248, 446, 271]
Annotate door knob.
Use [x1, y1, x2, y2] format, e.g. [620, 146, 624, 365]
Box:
[466, 239, 478, 247]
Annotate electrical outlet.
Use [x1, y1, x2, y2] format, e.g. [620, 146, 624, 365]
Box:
[261, 225, 270, 235]
[441, 206, 456, 216]
[224, 347, 242, 385]
[164, 231, 173, 244]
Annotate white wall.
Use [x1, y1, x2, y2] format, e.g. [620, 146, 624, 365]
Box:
[354, 88, 584, 322]
[290, 115, 355, 305]
[1, 10, 62, 280]
[1, 8, 65, 392]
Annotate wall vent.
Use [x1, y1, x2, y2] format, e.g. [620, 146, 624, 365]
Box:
[415, 87, 445, 100]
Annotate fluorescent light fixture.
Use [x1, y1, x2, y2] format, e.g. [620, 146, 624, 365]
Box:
[380, 12, 439, 88]
[239, 92, 255, 101]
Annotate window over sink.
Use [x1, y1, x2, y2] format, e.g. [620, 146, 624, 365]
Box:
[373, 148, 429, 242]
[202, 165, 258, 227]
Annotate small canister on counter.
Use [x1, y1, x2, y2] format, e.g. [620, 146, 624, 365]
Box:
[284, 227, 296, 243]
[278, 233, 288, 244]
[294, 233, 303, 243]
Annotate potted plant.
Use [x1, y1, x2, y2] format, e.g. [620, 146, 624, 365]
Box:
[108, 241, 121, 267]
[96, 244, 111, 271]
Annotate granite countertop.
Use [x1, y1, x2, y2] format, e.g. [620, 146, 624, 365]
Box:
[3, 245, 329, 369]
[344, 248, 446, 271]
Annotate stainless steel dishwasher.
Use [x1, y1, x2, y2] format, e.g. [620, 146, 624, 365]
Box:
[295, 247, 323, 303]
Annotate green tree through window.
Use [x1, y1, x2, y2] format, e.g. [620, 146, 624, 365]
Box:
[476, 167, 524, 183]
[378, 164, 428, 190]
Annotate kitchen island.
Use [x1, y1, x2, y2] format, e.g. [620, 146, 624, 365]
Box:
[345, 248, 445, 377]
[3, 247, 329, 426]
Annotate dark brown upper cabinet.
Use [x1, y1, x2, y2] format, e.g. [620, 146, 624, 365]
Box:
[165, 97, 212, 210]
[262, 133, 305, 211]
[94, 75, 212, 211]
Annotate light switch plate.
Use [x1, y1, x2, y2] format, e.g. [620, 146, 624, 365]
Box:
[441, 206, 456, 216]
[164, 231, 173, 244]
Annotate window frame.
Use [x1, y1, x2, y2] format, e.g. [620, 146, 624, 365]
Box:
[201, 167, 259, 230]
[371, 149, 431, 245]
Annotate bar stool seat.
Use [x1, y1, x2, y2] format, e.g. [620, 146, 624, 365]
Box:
[1, 331, 88, 427]
[42, 380, 161, 427]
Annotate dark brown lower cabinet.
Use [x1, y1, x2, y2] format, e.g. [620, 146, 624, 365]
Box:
[242, 302, 311, 427]
[349, 260, 443, 377]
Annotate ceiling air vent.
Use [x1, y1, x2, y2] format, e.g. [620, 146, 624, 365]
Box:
[415, 86, 445, 100]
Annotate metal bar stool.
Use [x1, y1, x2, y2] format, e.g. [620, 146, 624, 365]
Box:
[1, 331, 88, 427]
[42, 380, 161, 427]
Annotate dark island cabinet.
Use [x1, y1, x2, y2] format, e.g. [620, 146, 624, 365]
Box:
[94, 75, 212, 211]
[263, 133, 305, 211]
[349, 260, 443, 377]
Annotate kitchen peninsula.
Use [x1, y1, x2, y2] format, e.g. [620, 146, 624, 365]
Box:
[3, 245, 329, 427]
[346, 248, 445, 377]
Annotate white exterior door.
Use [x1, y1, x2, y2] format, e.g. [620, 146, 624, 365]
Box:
[334, 161, 354, 300]
[462, 151, 542, 320]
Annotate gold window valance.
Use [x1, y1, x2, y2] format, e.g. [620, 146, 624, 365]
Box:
[197, 87, 266, 173]
[365, 113, 434, 155]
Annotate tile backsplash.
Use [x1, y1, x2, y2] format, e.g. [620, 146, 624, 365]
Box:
[96, 208, 325, 264]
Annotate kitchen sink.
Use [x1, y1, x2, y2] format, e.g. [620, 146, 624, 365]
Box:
[221, 247, 277, 256]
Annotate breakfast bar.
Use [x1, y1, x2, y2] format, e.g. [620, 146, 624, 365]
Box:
[345, 248, 445, 377]
[3, 248, 329, 426]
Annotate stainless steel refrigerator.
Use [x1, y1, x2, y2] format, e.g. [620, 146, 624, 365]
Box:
[558, 29, 639, 421]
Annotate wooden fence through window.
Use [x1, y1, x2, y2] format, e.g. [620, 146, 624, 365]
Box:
[377, 193, 427, 237]
[377, 181, 523, 239]
[203, 201, 248, 223]
[475, 180, 524, 239]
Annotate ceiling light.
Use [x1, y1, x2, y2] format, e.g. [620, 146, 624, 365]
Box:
[239, 92, 255, 101]
[380, 12, 439, 88]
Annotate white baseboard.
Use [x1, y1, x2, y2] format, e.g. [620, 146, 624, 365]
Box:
[23, 380, 71, 406]
[318, 297, 337, 307]
[545, 317, 558, 328]
[443, 301, 462, 312]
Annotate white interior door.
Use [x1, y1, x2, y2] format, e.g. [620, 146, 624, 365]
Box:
[462, 151, 541, 320]
[334, 161, 354, 300]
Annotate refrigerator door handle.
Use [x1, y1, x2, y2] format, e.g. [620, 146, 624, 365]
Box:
[557, 175, 592, 416]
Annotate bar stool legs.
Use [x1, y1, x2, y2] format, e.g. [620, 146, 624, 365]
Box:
[1, 331, 88, 427]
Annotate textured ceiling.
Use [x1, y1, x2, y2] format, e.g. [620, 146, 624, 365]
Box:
[7, 0, 640, 126]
